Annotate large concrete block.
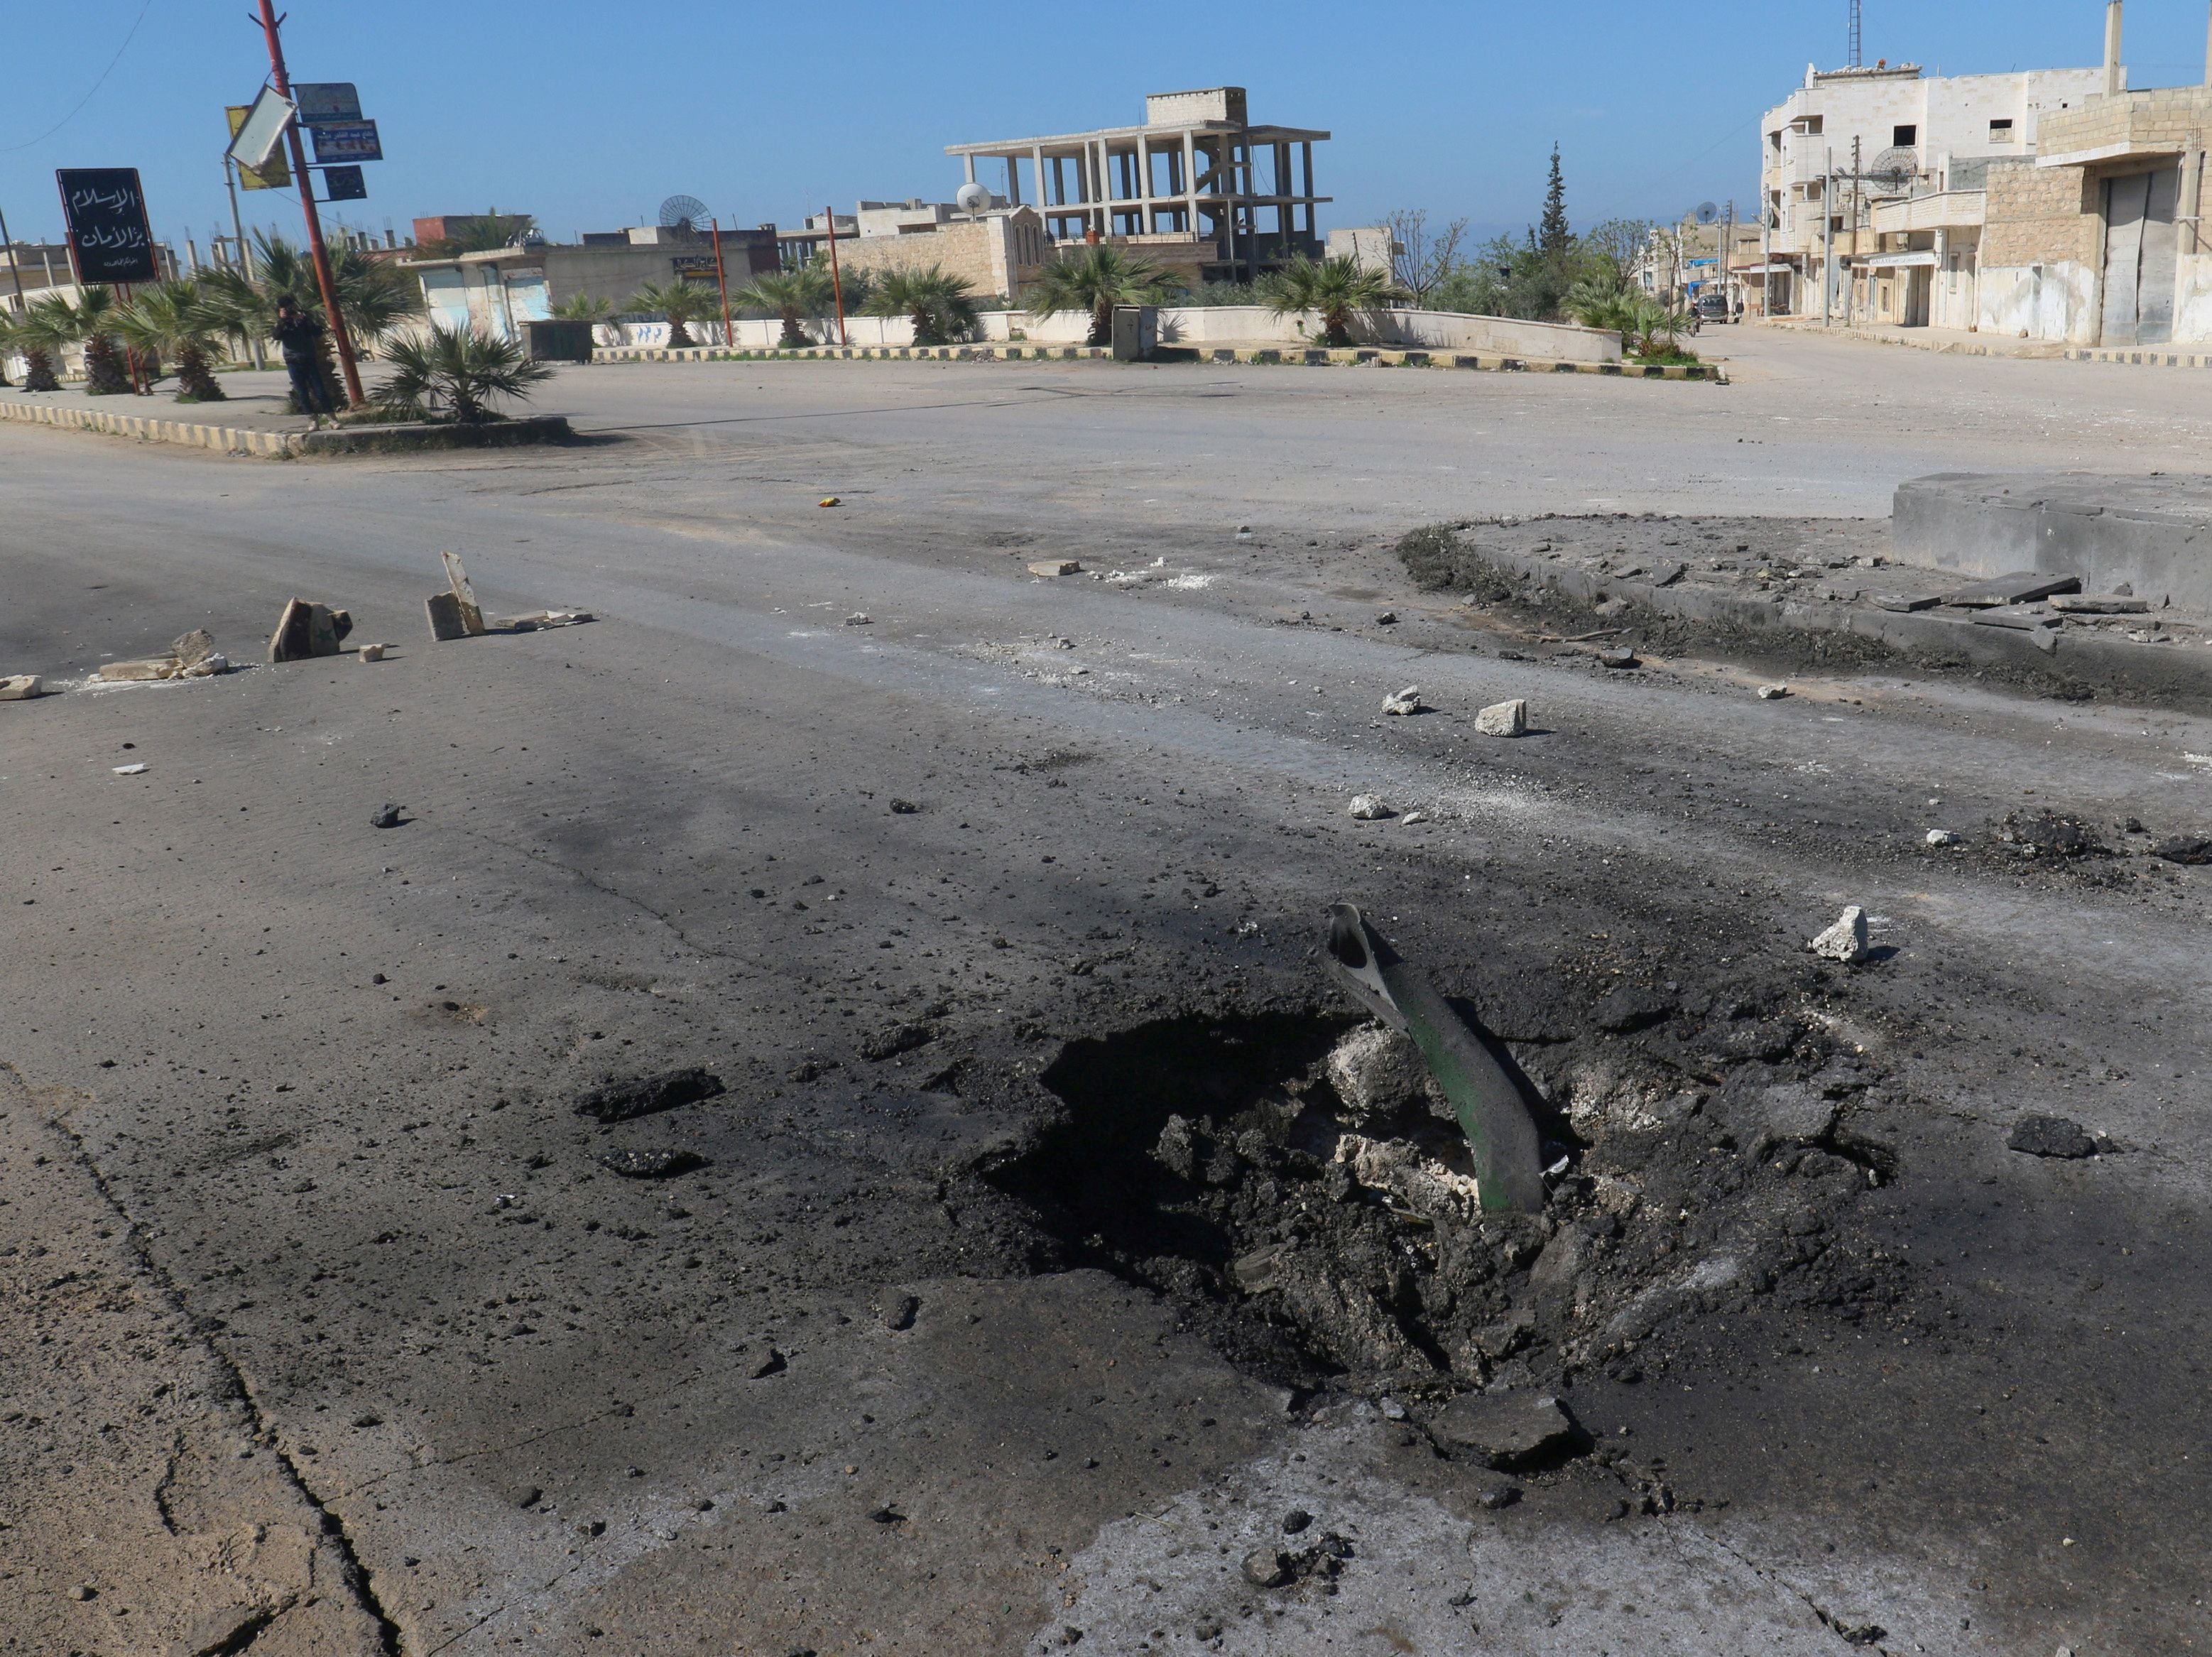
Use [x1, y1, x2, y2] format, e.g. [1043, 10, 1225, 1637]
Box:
[1892, 472, 2212, 609]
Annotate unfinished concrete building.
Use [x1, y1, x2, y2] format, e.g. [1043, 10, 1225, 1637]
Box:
[945, 87, 1329, 286]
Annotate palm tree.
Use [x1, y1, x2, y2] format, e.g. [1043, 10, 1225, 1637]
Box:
[734, 268, 830, 348]
[375, 324, 553, 423]
[115, 279, 227, 402]
[552, 292, 619, 347]
[863, 265, 977, 347]
[1260, 256, 1404, 348]
[197, 265, 268, 364]
[1565, 276, 1641, 343]
[13, 296, 70, 391]
[0, 308, 16, 386]
[1025, 245, 1169, 346]
[55, 286, 134, 393]
[628, 279, 721, 349]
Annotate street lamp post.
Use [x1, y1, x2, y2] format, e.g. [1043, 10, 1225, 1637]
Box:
[252, 0, 364, 407]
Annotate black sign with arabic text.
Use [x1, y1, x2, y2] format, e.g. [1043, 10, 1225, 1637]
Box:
[56, 168, 156, 283]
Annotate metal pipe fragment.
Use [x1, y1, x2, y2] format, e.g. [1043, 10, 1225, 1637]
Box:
[1324, 903, 1547, 1214]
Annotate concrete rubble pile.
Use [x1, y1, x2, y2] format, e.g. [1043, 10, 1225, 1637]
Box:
[94, 629, 232, 683]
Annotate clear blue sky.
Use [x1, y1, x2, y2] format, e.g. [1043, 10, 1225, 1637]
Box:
[2, 1, 2206, 257]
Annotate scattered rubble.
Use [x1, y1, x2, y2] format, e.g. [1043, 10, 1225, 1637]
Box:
[1809, 907, 1870, 964]
[369, 803, 405, 829]
[1381, 685, 1427, 716]
[844, 612, 873, 626]
[1756, 683, 1790, 700]
[508, 610, 593, 630]
[2000, 810, 2108, 859]
[2151, 835, 2212, 866]
[599, 1148, 709, 1179]
[1599, 646, 1638, 669]
[111, 762, 148, 776]
[2007, 1115, 2099, 1160]
[1926, 829, 1961, 847]
[573, 1067, 726, 1124]
[1474, 698, 1527, 737]
[1348, 795, 1392, 820]
[359, 642, 386, 662]
[1028, 559, 1082, 577]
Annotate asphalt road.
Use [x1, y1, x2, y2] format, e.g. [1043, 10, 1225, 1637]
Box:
[3, 330, 2208, 1657]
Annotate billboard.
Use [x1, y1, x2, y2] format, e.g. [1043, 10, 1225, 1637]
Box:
[293, 82, 363, 126]
[55, 168, 157, 284]
[322, 165, 368, 202]
[226, 105, 290, 190]
[310, 121, 382, 165]
[227, 85, 295, 173]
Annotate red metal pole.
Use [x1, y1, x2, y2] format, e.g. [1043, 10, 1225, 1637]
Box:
[711, 216, 732, 350]
[824, 206, 847, 347]
[254, 0, 364, 408]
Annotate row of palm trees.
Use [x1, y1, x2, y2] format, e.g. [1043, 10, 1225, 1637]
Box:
[565, 246, 1410, 355]
[0, 231, 420, 403]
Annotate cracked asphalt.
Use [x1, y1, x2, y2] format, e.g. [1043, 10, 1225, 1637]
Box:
[3, 330, 2209, 1656]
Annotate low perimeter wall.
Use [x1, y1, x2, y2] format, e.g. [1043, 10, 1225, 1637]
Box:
[1893, 472, 2212, 609]
[598, 306, 1620, 363]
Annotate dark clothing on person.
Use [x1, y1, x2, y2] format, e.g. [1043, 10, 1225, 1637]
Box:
[273, 310, 334, 415]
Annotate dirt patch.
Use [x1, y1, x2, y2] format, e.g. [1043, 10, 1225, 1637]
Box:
[986, 977, 1911, 1401]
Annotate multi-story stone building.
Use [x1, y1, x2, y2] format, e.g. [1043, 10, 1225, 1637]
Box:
[1757, 55, 2106, 322]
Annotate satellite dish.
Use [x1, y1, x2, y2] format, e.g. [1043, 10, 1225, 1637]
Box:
[1693, 201, 1721, 226]
[658, 194, 710, 239]
[1866, 146, 1920, 192]
[954, 180, 992, 216]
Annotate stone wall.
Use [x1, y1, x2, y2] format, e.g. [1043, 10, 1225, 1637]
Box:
[824, 214, 1047, 305]
[2039, 85, 2212, 161]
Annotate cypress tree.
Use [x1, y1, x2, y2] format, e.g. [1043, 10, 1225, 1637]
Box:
[1538, 145, 1571, 259]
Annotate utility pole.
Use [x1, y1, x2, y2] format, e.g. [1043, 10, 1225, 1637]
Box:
[710, 217, 732, 351]
[1724, 199, 1735, 316]
[823, 207, 849, 348]
[0, 200, 26, 315]
[222, 156, 267, 368]
[254, 0, 364, 407]
[1824, 147, 1836, 325]
[1847, 134, 1862, 327]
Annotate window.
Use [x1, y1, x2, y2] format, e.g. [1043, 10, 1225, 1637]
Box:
[1893, 124, 1918, 147]
[1794, 114, 1825, 136]
[1990, 118, 2015, 141]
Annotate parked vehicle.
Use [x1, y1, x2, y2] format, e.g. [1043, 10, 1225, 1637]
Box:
[1694, 291, 1731, 324]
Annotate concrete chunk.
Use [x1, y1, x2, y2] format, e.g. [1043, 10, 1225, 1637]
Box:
[1809, 906, 1870, 963]
[1474, 698, 1527, 737]
[1941, 571, 2081, 607]
[0, 675, 40, 701]
[1028, 559, 1082, 577]
[1428, 1391, 1578, 1469]
[425, 591, 470, 642]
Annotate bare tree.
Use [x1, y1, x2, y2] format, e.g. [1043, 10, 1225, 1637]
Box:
[1385, 207, 1470, 308]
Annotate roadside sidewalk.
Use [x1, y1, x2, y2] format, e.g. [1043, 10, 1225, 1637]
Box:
[1758, 317, 2066, 359]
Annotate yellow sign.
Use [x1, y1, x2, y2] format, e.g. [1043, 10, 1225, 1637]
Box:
[226, 106, 290, 190]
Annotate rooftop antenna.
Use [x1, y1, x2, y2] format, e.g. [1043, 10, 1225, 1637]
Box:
[1848, 0, 1863, 67]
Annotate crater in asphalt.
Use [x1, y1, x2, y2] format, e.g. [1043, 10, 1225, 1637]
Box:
[986, 977, 1914, 1401]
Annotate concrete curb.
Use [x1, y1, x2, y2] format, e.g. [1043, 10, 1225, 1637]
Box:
[592, 343, 1723, 382]
[0, 396, 574, 458]
[0, 393, 300, 455]
[1758, 317, 2078, 362]
[1454, 540, 2212, 705]
[296, 415, 572, 455]
[2063, 345, 2212, 369]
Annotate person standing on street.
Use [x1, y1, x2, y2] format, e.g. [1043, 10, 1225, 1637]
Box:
[272, 296, 335, 427]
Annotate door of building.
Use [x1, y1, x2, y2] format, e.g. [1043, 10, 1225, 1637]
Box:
[2101, 167, 2180, 345]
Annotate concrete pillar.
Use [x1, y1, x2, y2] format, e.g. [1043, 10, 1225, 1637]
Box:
[1302, 141, 1314, 238]
[964, 155, 977, 185]
[1183, 129, 1199, 242]
[2184, 141, 2205, 255]
[2105, 0, 2124, 97]
[1136, 136, 1153, 232]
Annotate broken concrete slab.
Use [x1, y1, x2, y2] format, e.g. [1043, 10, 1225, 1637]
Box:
[2050, 594, 2150, 614]
[269, 599, 352, 663]
[1427, 1391, 1579, 1469]
[1381, 685, 1427, 716]
[440, 552, 486, 635]
[1973, 609, 2061, 631]
[93, 657, 178, 683]
[425, 591, 469, 642]
[1941, 572, 2081, 607]
[1028, 560, 1082, 577]
[507, 609, 594, 630]
[1875, 593, 1944, 612]
[1809, 906, 1870, 963]
[1474, 698, 1527, 737]
[0, 675, 42, 700]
